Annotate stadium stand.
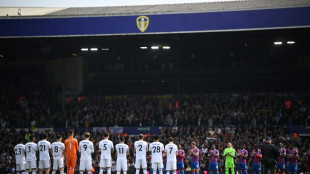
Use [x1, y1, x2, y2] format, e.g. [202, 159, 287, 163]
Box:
[1, 0, 310, 173]
[58, 95, 309, 128]
[0, 65, 61, 128]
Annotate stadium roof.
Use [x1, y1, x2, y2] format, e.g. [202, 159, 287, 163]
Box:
[1, 0, 310, 17]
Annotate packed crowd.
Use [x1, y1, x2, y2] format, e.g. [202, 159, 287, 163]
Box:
[1, 125, 309, 173]
[0, 65, 61, 129]
[57, 94, 310, 128]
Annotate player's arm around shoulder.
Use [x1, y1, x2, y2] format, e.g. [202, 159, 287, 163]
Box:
[126, 145, 130, 156]
[133, 142, 136, 153]
[145, 142, 148, 152]
[75, 139, 79, 151]
[149, 143, 152, 152]
[91, 142, 94, 153]
[110, 140, 114, 152]
[34, 143, 38, 151]
[98, 141, 102, 152]
[78, 142, 82, 153]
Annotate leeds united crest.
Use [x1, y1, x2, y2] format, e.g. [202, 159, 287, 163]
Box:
[137, 16, 149, 32]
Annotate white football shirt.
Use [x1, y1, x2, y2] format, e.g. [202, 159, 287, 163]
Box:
[79, 140, 94, 160]
[149, 142, 164, 163]
[99, 139, 114, 159]
[165, 143, 178, 162]
[14, 144, 26, 164]
[51, 142, 65, 159]
[115, 143, 129, 159]
[134, 140, 148, 159]
[25, 142, 38, 161]
[38, 140, 52, 160]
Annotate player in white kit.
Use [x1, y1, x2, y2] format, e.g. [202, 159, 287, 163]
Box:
[164, 137, 178, 174]
[51, 135, 65, 174]
[149, 135, 164, 174]
[14, 138, 26, 174]
[25, 135, 38, 174]
[99, 132, 114, 174]
[134, 134, 148, 174]
[38, 133, 52, 174]
[115, 136, 129, 174]
[79, 132, 94, 174]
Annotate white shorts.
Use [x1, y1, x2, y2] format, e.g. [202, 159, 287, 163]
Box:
[39, 160, 50, 169]
[100, 159, 112, 168]
[80, 159, 92, 171]
[152, 162, 163, 170]
[166, 161, 177, 171]
[53, 158, 64, 169]
[26, 161, 37, 169]
[116, 158, 127, 171]
[135, 159, 147, 169]
[16, 163, 26, 171]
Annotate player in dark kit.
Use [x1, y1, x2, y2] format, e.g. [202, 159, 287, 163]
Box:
[176, 145, 185, 174]
[190, 142, 199, 174]
[207, 144, 219, 174]
[237, 144, 248, 174]
[276, 142, 286, 174]
[287, 144, 299, 174]
[250, 145, 262, 174]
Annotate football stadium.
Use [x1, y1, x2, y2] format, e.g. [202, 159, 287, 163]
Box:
[0, 0, 310, 173]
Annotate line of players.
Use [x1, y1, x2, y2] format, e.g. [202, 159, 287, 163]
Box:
[14, 130, 299, 174]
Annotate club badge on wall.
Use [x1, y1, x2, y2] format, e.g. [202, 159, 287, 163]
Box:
[137, 16, 149, 32]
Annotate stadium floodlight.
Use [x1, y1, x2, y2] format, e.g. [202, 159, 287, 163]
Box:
[102, 48, 109, 51]
[163, 46, 170, 49]
[151, 46, 159, 50]
[90, 48, 98, 51]
[274, 41, 282, 45]
[140, 46, 148, 49]
[287, 41, 295, 44]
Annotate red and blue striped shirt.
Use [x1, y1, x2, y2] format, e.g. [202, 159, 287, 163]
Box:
[177, 149, 185, 163]
[250, 150, 262, 164]
[238, 149, 248, 164]
[288, 149, 298, 164]
[277, 148, 286, 164]
[191, 148, 199, 163]
[208, 149, 219, 163]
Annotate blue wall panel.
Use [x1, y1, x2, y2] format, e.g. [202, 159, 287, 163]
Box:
[0, 7, 310, 37]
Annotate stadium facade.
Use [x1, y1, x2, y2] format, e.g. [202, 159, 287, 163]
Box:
[0, 0, 310, 37]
